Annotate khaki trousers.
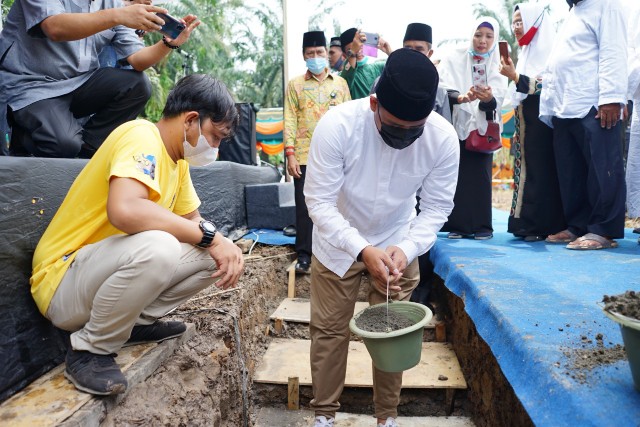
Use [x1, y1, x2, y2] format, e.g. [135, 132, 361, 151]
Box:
[309, 255, 420, 420]
[47, 230, 217, 354]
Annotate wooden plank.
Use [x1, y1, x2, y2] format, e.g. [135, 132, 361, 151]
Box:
[0, 325, 195, 427]
[270, 298, 437, 329]
[255, 407, 476, 427]
[254, 339, 466, 389]
[0, 344, 156, 427]
[436, 322, 447, 342]
[270, 298, 369, 323]
[287, 261, 296, 298]
[287, 377, 299, 410]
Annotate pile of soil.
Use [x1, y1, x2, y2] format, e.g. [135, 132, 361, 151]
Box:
[354, 305, 414, 332]
[602, 291, 640, 320]
[560, 333, 627, 384]
[102, 244, 294, 427]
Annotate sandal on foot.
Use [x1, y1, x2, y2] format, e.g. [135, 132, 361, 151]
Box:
[545, 230, 578, 243]
[566, 233, 618, 250]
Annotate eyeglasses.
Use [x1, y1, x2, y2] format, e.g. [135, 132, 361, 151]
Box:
[511, 20, 524, 29]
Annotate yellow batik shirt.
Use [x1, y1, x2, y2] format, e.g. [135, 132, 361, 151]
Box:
[30, 120, 200, 315]
[284, 70, 351, 165]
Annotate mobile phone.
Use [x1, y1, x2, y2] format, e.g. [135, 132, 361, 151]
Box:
[472, 63, 488, 89]
[499, 41, 509, 63]
[156, 12, 185, 40]
[363, 32, 379, 47]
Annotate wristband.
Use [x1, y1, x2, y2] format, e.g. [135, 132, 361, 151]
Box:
[162, 36, 179, 50]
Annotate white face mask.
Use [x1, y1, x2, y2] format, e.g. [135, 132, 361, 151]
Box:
[183, 120, 218, 166]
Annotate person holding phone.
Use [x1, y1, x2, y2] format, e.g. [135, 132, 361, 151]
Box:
[438, 17, 508, 240]
[498, 3, 566, 242]
[0, 1, 199, 159]
[538, 0, 627, 250]
[339, 27, 392, 99]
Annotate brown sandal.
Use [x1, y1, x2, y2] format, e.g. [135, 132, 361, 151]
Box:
[545, 230, 578, 244]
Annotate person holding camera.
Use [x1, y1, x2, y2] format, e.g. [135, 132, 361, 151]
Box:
[0, 1, 199, 158]
[305, 48, 459, 427]
[31, 74, 244, 396]
[339, 27, 392, 99]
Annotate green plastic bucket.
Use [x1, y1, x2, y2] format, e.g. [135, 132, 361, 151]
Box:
[349, 301, 432, 373]
[604, 310, 640, 391]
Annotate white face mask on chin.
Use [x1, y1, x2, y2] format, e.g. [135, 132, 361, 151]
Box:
[183, 120, 218, 166]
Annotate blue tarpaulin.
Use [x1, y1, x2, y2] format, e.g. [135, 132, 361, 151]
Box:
[431, 209, 640, 426]
[243, 228, 295, 246]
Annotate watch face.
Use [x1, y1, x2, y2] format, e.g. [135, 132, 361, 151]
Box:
[202, 221, 216, 233]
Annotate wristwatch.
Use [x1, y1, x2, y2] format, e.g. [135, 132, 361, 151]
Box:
[197, 220, 217, 248]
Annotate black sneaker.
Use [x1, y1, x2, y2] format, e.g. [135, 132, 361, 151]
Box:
[125, 320, 187, 346]
[64, 348, 127, 395]
[295, 259, 310, 274]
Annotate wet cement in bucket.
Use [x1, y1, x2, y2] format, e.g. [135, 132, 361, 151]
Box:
[354, 305, 414, 332]
[603, 290, 640, 320]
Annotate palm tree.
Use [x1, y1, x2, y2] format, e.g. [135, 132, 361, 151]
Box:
[473, 0, 520, 64]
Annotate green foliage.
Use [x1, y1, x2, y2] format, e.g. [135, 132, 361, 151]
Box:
[136, 0, 284, 119]
[473, 0, 520, 64]
[1, 0, 15, 21]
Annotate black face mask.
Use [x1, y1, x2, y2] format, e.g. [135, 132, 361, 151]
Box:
[565, 0, 582, 8]
[377, 108, 424, 150]
[332, 57, 344, 71]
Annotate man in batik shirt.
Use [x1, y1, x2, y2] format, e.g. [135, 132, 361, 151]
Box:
[284, 30, 351, 273]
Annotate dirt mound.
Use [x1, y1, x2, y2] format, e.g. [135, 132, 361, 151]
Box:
[102, 244, 293, 427]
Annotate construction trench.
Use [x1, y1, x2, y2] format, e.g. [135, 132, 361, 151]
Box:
[94, 244, 531, 427]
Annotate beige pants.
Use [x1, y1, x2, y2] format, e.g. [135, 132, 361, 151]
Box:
[47, 230, 217, 355]
[309, 255, 420, 420]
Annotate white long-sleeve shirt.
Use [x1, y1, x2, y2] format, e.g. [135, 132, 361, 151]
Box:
[304, 98, 460, 278]
[539, 0, 628, 127]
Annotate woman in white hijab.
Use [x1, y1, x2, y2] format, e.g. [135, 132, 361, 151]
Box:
[439, 17, 508, 239]
[499, 3, 566, 242]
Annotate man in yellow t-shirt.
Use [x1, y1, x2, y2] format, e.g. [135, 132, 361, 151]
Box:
[31, 74, 244, 396]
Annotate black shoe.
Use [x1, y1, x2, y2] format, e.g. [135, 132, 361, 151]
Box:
[283, 225, 297, 237]
[295, 259, 310, 274]
[64, 348, 127, 395]
[524, 235, 546, 242]
[126, 320, 186, 346]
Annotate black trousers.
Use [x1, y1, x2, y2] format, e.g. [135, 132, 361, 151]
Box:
[441, 142, 493, 235]
[10, 67, 151, 158]
[294, 165, 312, 259]
[551, 107, 626, 238]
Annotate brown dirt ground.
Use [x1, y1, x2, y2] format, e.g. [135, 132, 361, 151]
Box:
[102, 244, 295, 427]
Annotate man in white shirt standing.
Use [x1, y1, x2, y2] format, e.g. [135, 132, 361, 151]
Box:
[540, 0, 627, 250]
[305, 48, 459, 427]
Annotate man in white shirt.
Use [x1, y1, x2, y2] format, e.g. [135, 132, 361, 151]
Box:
[540, 0, 627, 250]
[305, 48, 459, 427]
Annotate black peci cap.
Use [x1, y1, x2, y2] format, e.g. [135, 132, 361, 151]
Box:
[303, 31, 326, 48]
[375, 48, 439, 121]
[339, 28, 358, 52]
[403, 23, 433, 44]
[330, 36, 341, 48]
